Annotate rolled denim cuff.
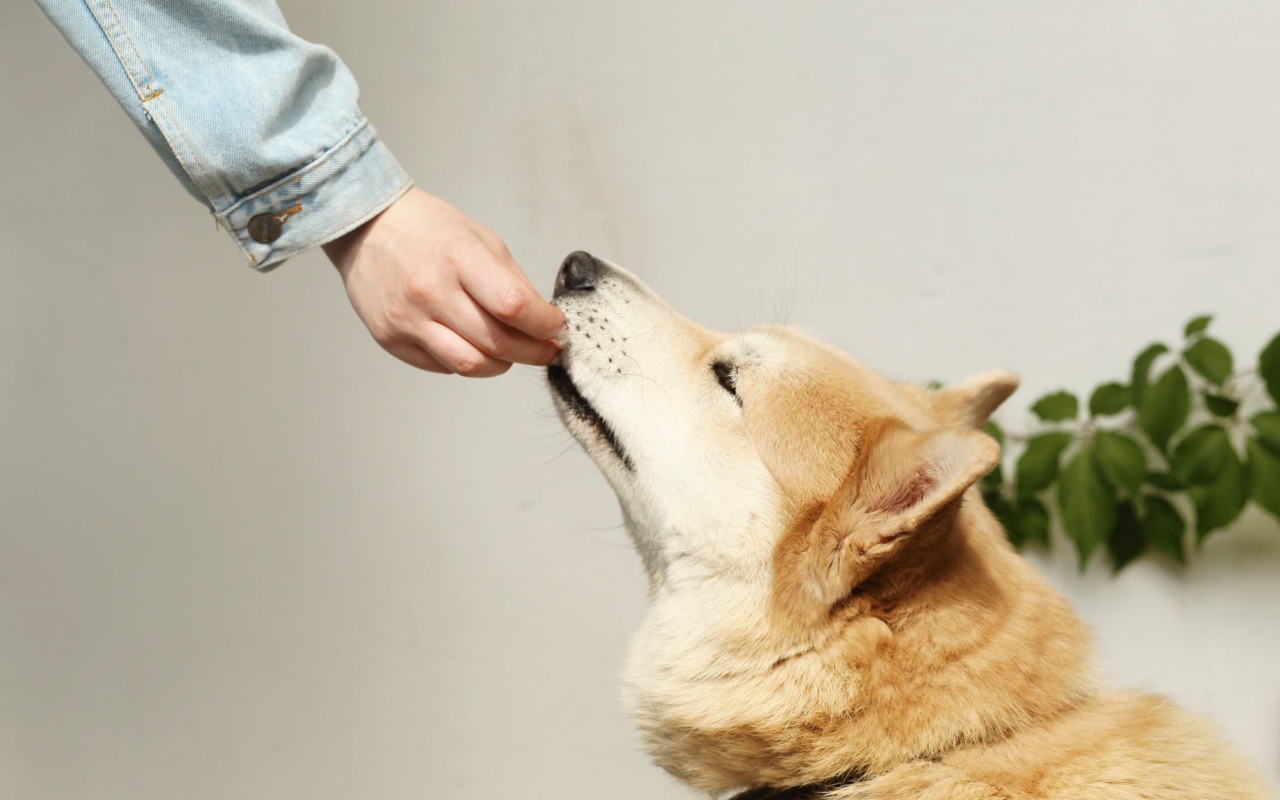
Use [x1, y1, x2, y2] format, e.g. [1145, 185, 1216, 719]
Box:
[217, 118, 412, 271]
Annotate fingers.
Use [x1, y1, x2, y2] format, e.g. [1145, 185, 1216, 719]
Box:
[382, 327, 513, 377]
[382, 341, 452, 374]
[329, 185, 565, 379]
[459, 252, 565, 341]
[465, 222, 516, 267]
[377, 258, 557, 375]
[416, 322, 513, 378]
[440, 290, 560, 367]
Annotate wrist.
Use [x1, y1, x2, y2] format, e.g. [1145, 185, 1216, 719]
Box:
[322, 204, 381, 276]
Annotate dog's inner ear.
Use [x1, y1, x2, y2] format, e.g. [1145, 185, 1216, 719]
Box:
[786, 420, 1000, 609]
[852, 420, 998, 527]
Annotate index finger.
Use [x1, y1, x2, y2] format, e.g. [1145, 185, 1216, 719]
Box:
[461, 264, 565, 341]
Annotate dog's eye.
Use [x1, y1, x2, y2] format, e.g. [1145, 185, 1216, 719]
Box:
[711, 361, 741, 405]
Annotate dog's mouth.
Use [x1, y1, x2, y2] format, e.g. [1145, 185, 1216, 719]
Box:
[547, 364, 635, 472]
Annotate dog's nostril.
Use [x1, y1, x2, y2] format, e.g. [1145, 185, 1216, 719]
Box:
[556, 250, 600, 295]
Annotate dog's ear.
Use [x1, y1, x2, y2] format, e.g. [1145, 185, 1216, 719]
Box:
[931, 369, 1019, 429]
[775, 419, 1000, 616]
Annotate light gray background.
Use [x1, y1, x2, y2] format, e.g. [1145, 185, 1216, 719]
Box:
[3, 2, 1278, 798]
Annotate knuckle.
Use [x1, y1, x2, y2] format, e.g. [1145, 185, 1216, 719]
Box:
[493, 287, 528, 321]
[438, 235, 478, 270]
[480, 230, 511, 259]
[403, 275, 434, 305]
[451, 355, 486, 377]
[384, 301, 415, 331]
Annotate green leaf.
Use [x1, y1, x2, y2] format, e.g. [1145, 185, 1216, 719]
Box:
[1147, 471, 1184, 491]
[981, 420, 1005, 490]
[1015, 432, 1074, 497]
[1058, 447, 1117, 570]
[1251, 411, 1280, 453]
[1031, 391, 1079, 423]
[1246, 437, 1280, 522]
[1169, 424, 1233, 487]
[1259, 333, 1280, 406]
[1184, 315, 1213, 338]
[1107, 499, 1145, 572]
[1203, 394, 1239, 418]
[1183, 337, 1234, 386]
[1142, 494, 1187, 565]
[984, 419, 1005, 449]
[1093, 430, 1147, 494]
[1137, 365, 1190, 452]
[1089, 383, 1131, 417]
[980, 462, 1003, 492]
[986, 492, 1019, 546]
[1130, 343, 1169, 406]
[1187, 443, 1247, 542]
[1012, 498, 1051, 548]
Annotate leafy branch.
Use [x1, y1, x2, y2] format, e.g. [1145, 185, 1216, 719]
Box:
[981, 316, 1280, 571]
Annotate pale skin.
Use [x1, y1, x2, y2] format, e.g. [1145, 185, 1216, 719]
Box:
[322, 187, 565, 377]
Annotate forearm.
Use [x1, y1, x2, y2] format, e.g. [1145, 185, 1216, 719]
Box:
[35, 0, 410, 270]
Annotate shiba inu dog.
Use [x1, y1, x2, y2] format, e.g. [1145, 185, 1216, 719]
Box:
[546, 251, 1269, 799]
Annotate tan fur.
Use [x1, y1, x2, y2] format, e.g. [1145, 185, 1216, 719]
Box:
[549, 259, 1271, 799]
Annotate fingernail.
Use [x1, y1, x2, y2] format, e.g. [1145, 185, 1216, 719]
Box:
[543, 342, 562, 366]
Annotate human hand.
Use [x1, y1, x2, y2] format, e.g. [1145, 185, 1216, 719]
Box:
[322, 187, 565, 376]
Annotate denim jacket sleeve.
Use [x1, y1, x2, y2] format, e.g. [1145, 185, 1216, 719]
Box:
[36, 0, 412, 270]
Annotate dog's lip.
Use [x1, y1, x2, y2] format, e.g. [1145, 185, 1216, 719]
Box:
[547, 364, 635, 472]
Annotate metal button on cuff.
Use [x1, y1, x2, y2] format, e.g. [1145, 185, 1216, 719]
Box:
[218, 120, 410, 270]
[247, 213, 283, 244]
[246, 204, 302, 245]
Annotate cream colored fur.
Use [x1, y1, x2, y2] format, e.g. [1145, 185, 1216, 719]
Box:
[548, 259, 1270, 799]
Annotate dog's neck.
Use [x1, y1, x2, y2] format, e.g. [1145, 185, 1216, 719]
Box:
[624, 504, 1096, 796]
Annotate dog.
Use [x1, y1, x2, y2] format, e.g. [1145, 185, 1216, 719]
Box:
[546, 251, 1269, 799]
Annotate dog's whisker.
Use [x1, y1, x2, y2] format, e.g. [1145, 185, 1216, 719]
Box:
[619, 371, 670, 403]
[619, 323, 659, 342]
[541, 442, 582, 466]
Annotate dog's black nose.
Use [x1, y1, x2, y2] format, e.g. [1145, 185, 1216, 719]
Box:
[555, 251, 599, 296]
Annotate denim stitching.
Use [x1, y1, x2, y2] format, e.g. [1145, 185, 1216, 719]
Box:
[253, 178, 411, 266]
[146, 81, 225, 203]
[232, 135, 410, 268]
[225, 123, 371, 258]
[82, 1, 151, 93]
[219, 117, 371, 219]
[87, 0, 223, 206]
[222, 119, 371, 262]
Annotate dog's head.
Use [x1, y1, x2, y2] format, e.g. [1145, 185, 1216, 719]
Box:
[548, 251, 1012, 597]
[548, 252, 1091, 793]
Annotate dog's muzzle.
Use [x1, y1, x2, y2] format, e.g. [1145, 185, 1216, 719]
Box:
[547, 250, 634, 471]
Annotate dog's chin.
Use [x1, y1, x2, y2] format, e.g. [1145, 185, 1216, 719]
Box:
[547, 364, 635, 472]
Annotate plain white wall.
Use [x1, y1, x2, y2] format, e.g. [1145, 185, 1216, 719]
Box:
[3, 1, 1278, 798]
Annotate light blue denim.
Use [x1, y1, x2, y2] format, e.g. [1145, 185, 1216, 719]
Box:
[35, 0, 412, 270]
